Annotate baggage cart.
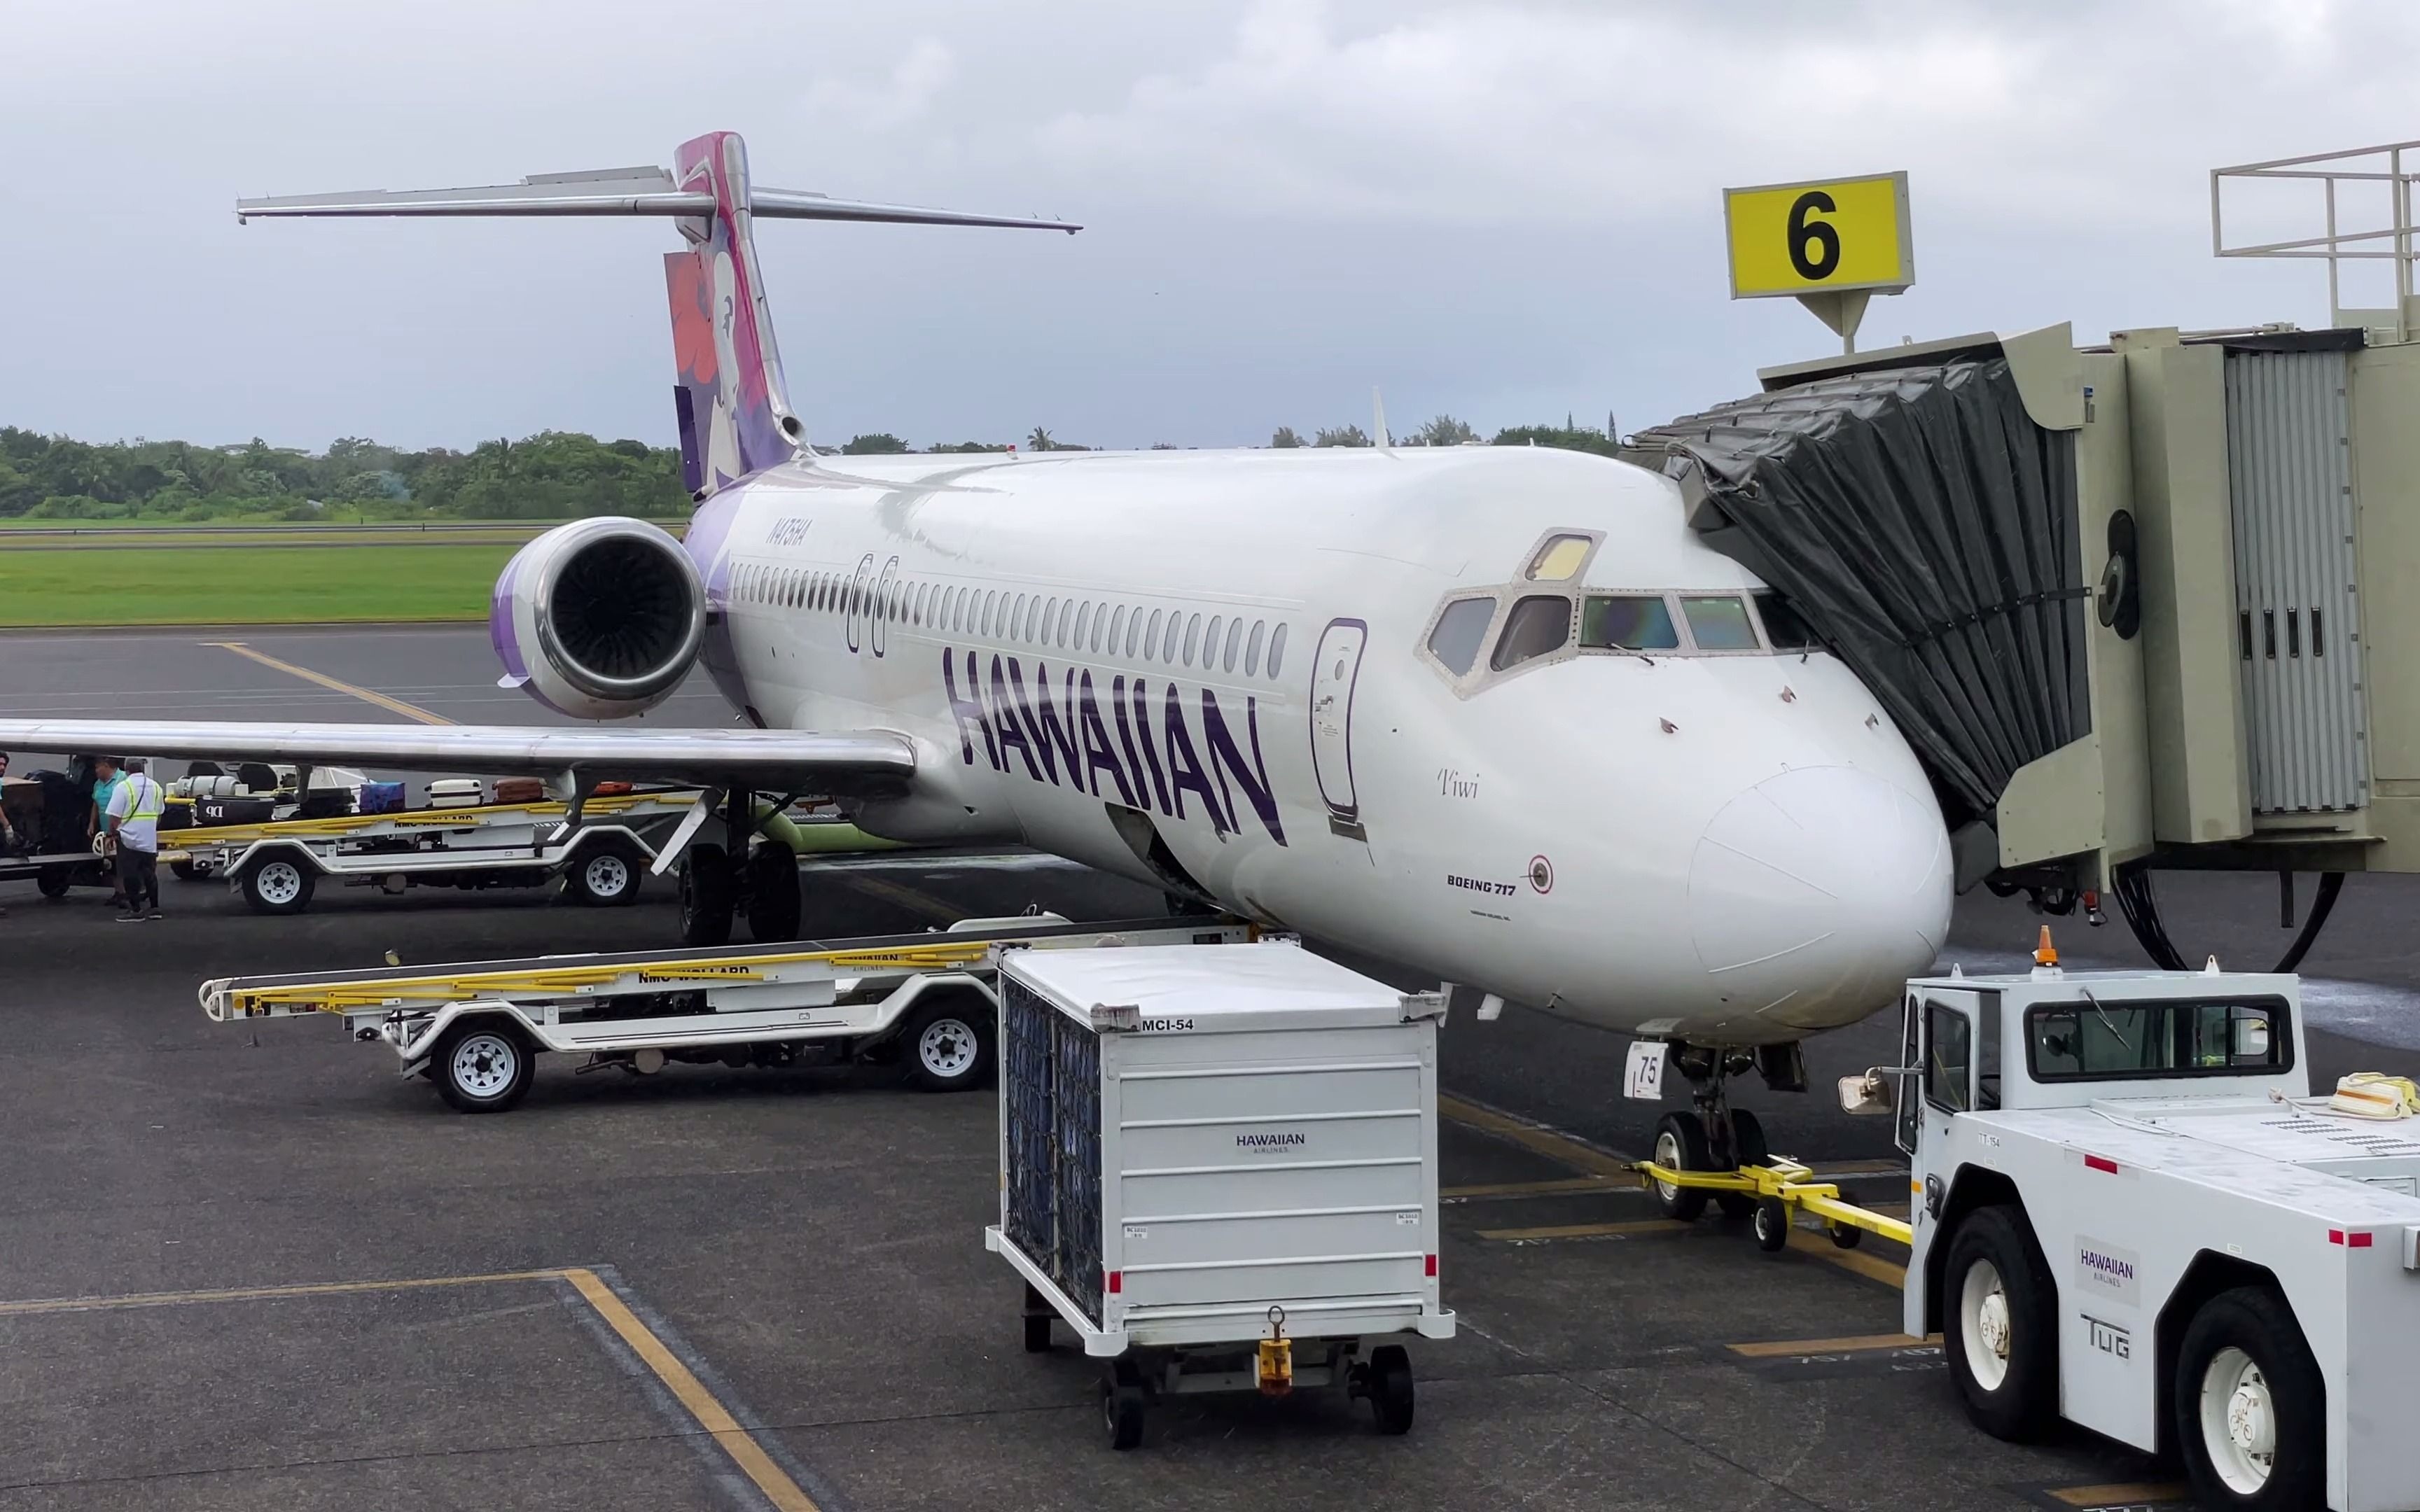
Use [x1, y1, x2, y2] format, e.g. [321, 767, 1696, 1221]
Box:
[984, 939, 1454, 1449]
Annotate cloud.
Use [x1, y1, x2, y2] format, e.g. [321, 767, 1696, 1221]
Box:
[795, 36, 959, 134]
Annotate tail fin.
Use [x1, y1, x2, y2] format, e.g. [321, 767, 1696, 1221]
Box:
[664, 132, 798, 495]
[234, 133, 1081, 498]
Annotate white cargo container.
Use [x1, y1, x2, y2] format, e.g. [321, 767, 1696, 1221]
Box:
[983, 939, 1455, 1450]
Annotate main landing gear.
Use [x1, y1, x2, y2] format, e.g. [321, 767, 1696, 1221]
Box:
[676, 785, 805, 947]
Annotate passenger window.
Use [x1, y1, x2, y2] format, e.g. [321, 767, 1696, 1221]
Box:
[1754, 592, 1814, 650]
[1926, 1000, 1973, 1113]
[982, 589, 998, 636]
[1267, 621, 1288, 679]
[1116, 605, 1134, 657]
[1245, 620, 1265, 676]
[1147, 609, 1164, 662]
[1205, 616, 1224, 669]
[1683, 595, 1760, 651]
[1524, 533, 1592, 582]
[1043, 598, 1059, 645]
[1095, 604, 1111, 654]
[1580, 596, 1678, 650]
[1491, 594, 1573, 671]
[1183, 613, 1202, 666]
[1224, 617, 1243, 672]
[1427, 597, 1495, 676]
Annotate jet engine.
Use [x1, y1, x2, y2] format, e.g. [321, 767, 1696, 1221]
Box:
[489, 517, 705, 720]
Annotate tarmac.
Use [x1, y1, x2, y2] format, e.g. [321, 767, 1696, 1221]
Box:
[4, 626, 2418, 1511]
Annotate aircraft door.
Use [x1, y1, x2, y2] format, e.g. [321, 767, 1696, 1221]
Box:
[872, 555, 899, 658]
[1310, 618, 1367, 827]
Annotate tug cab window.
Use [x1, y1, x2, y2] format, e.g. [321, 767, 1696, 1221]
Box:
[1580, 595, 1680, 651]
[2027, 996, 2291, 1081]
[1491, 595, 1573, 671]
[1681, 595, 1760, 651]
[1755, 592, 1816, 650]
[1427, 597, 1495, 676]
[1925, 1000, 1973, 1113]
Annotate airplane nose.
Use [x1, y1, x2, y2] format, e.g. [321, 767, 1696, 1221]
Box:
[1688, 766, 1952, 1030]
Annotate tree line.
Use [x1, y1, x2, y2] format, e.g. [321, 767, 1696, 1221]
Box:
[0, 416, 1627, 522]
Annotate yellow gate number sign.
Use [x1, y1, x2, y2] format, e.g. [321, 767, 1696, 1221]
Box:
[1723, 172, 1913, 299]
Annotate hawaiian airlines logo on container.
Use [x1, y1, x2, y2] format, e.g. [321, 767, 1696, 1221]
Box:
[2075, 1236, 2142, 1307]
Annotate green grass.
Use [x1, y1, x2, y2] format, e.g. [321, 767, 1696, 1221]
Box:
[0, 544, 518, 626]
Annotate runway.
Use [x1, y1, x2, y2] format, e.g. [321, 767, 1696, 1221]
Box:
[2, 625, 2415, 1511]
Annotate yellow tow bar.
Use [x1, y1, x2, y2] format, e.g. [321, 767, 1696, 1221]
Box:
[1628, 1156, 1914, 1253]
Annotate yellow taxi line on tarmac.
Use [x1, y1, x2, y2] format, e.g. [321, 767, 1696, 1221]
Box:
[1442, 1177, 1625, 1201]
[1785, 1224, 1909, 1287]
[836, 872, 965, 925]
[1726, 1331, 1938, 1358]
[563, 1268, 823, 1512]
[1476, 1219, 1687, 1242]
[2043, 1484, 2191, 1508]
[205, 640, 455, 725]
[1436, 1095, 1635, 1178]
[0, 1268, 570, 1316]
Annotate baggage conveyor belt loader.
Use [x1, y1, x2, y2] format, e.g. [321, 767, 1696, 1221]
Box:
[1632, 932, 2420, 1512]
[201, 915, 1251, 1113]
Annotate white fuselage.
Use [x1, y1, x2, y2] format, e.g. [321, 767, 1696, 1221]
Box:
[684, 443, 1952, 1046]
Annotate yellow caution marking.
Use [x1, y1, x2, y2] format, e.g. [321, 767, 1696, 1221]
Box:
[1475, 1219, 1685, 1242]
[563, 1267, 821, 1512]
[837, 873, 964, 924]
[1727, 1331, 1938, 1358]
[0, 1268, 570, 1317]
[2044, 1484, 2190, 1508]
[1442, 1177, 1623, 1202]
[1438, 1095, 1634, 1177]
[207, 640, 454, 725]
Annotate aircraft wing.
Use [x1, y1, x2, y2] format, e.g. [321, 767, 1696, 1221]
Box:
[0, 720, 917, 794]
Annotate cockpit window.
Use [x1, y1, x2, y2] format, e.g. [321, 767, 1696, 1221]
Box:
[1524, 534, 1593, 582]
[1754, 592, 1816, 650]
[1681, 595, 1760, 651]
[1580, 595, 1680, 651]
[1491, 595, 1573, 671]
[1427, 596, 1495, 676]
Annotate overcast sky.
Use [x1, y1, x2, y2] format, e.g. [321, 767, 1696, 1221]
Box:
[5, 1, 2414, 454]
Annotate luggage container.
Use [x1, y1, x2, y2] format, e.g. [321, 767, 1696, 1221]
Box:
[984, 939, 1454, 1450]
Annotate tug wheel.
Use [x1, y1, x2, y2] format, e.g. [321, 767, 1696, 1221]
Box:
[1648, 1112, 1712, 1223]
[2177, 1285, 2324, 1512]
[1942, 1205, 2058, 1441]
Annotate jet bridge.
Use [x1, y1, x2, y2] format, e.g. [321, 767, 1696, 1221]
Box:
[1627, 312, 2420, 970]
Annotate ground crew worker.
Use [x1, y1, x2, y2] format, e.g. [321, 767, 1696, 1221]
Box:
[85, 754, 127, 908]
[97, 756, 165, 921]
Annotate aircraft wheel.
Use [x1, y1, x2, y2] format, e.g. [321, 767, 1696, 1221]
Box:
[1942, 1205, 2057, 1441]
[744, 844, 801, 941]
[677, 844, 733, 947]
[2177, 1285, 2323, 1512]
[1649, 1111, 1712, 1223]
[1716, 1107, 1769, 1219]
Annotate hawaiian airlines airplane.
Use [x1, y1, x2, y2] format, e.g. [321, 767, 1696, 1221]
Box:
[0, 132, 1951, 1130]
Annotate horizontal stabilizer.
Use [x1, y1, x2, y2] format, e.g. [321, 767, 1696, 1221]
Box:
[237, 168, 1078, 232]
[0, 720, 918, 794]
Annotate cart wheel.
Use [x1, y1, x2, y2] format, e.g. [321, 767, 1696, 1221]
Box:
[433, 1023, 535, 1114]
[1023, 1313, 1052, 1354]
[677, 844, 734, 947]
[900, 997, 994, 1092]
[1366, 1345, 1414, 1436]
[170, 858, 213, 883]
[744, 844, 802, 941]
[1827, 1220, 1863, 1250]
[1649, 1111, 1713, 1222]
[565, 838, 644, 907]
[36, 865, 73, 899]
[1100, 1367, 1147, 1451]
[2176, 1284, 2323, 1512]
[240, 856, 316, 916]
[1752, 1196, 1791, 1253]
[1942, 1205, 2057, 1441]
[1716, 1108, 1769, 1219]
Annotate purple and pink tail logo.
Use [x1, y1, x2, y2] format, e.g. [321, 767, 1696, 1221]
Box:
[665, 131, 800, 498]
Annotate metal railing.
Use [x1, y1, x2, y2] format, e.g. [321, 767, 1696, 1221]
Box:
[2213, 140, 2420, 341]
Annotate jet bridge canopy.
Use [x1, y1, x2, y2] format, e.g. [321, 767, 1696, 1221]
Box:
[1628, 354, 2088, 837]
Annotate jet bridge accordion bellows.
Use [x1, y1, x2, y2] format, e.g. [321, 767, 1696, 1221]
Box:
[1001, 975, 1104, 1323]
